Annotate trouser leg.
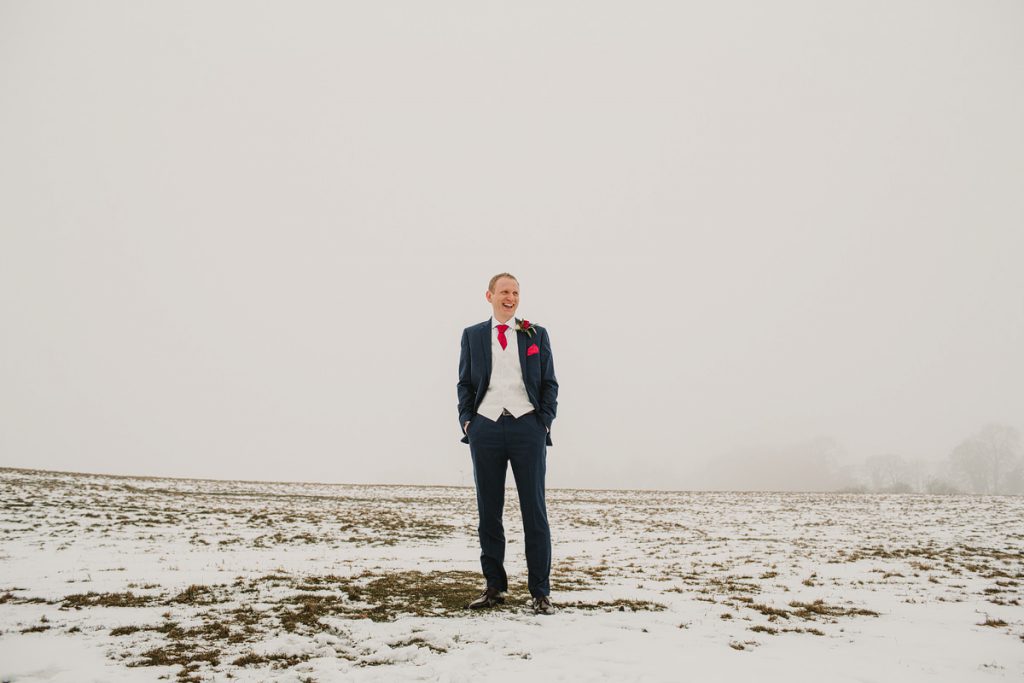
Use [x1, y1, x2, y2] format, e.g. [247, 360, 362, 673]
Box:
[509, 412, 551, 598]
[468, 417, 509, 591]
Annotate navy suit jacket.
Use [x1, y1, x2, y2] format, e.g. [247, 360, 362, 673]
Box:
[458, 320, 558, 447]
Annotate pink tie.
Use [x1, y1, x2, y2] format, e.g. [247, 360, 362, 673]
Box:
[497, 324, 509, 350]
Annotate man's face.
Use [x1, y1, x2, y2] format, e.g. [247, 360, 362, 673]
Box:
[486, 277, 519, 322]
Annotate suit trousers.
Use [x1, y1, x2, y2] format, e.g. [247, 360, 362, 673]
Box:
[467, 410, 551, 598]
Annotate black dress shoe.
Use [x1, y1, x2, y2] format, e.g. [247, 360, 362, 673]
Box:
[531, 595, 557, 615]
[467, 587, 507, 609]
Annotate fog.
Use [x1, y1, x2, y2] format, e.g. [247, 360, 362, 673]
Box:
[2, 1, 1022, 491]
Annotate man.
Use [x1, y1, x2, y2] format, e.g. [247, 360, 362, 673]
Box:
[457, 273, 558, 615]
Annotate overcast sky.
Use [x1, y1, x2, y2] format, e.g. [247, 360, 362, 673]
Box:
[1, 1, 1022, 490]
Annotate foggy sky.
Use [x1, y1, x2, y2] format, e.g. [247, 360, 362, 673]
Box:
[2, 1, 1022, 490]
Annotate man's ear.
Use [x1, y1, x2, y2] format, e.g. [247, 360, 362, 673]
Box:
[485, 291, 492, 302]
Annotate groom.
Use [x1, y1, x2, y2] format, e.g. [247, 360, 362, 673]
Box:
[457, 273, 558, 615]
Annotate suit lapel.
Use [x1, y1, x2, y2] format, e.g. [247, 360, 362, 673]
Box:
[479, 320, 492, 386]
[516, 327, 541, 408]
[517, 327, 528, 383]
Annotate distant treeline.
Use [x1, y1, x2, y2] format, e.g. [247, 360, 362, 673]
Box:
[688, 424, 1023, 495]
[841, 423, 1024, 495]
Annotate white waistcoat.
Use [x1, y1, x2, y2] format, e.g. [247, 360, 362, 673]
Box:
[477, 319, 535, 421]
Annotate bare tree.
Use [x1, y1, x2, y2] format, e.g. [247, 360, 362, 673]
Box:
[950, 424, 1023, 494]
[865, 454, 910, 491]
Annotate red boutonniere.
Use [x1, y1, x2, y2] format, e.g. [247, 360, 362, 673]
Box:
[515, 318, 537, 338]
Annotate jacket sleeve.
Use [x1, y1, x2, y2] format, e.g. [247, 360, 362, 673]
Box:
[538, 327, 558, 429]
[457, 328, 476, 429]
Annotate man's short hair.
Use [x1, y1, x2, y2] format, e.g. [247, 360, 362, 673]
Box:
[488, 273, 519, 293]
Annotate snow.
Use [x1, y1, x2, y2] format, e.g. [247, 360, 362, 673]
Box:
[1, 467, 1021, 681]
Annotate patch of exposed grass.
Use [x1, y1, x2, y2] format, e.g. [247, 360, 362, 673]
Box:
[4, 595, 55, 605]
[110, 625, 146, 636]
[788, 599, 879, 620]
[129, 643, 221, 680]
[231, 651, 311, 668]
[551, 563, 611, 591]
[295, 574, 349, 591]
[171, 584, 224, 605]
[336, 509, 457, 546]
[270, 570, 562, 626]
[343, 570, 491, 621]
[750, 624, 826, 636]
[706, 575, 762, 595]
[232, 652, 264, 666]
[229, 604, 266, 628]
[748, 603, 791, 620]
[277, 593, 353, 631]
[62, 591, 160, 609]
[558, 599, 666, 612]
[391, 636, 449, 654]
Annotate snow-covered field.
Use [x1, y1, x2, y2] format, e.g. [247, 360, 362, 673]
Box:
[1, 467, 1021, 682]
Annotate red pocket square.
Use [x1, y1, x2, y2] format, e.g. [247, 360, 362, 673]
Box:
[527, 344, 539, 356]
